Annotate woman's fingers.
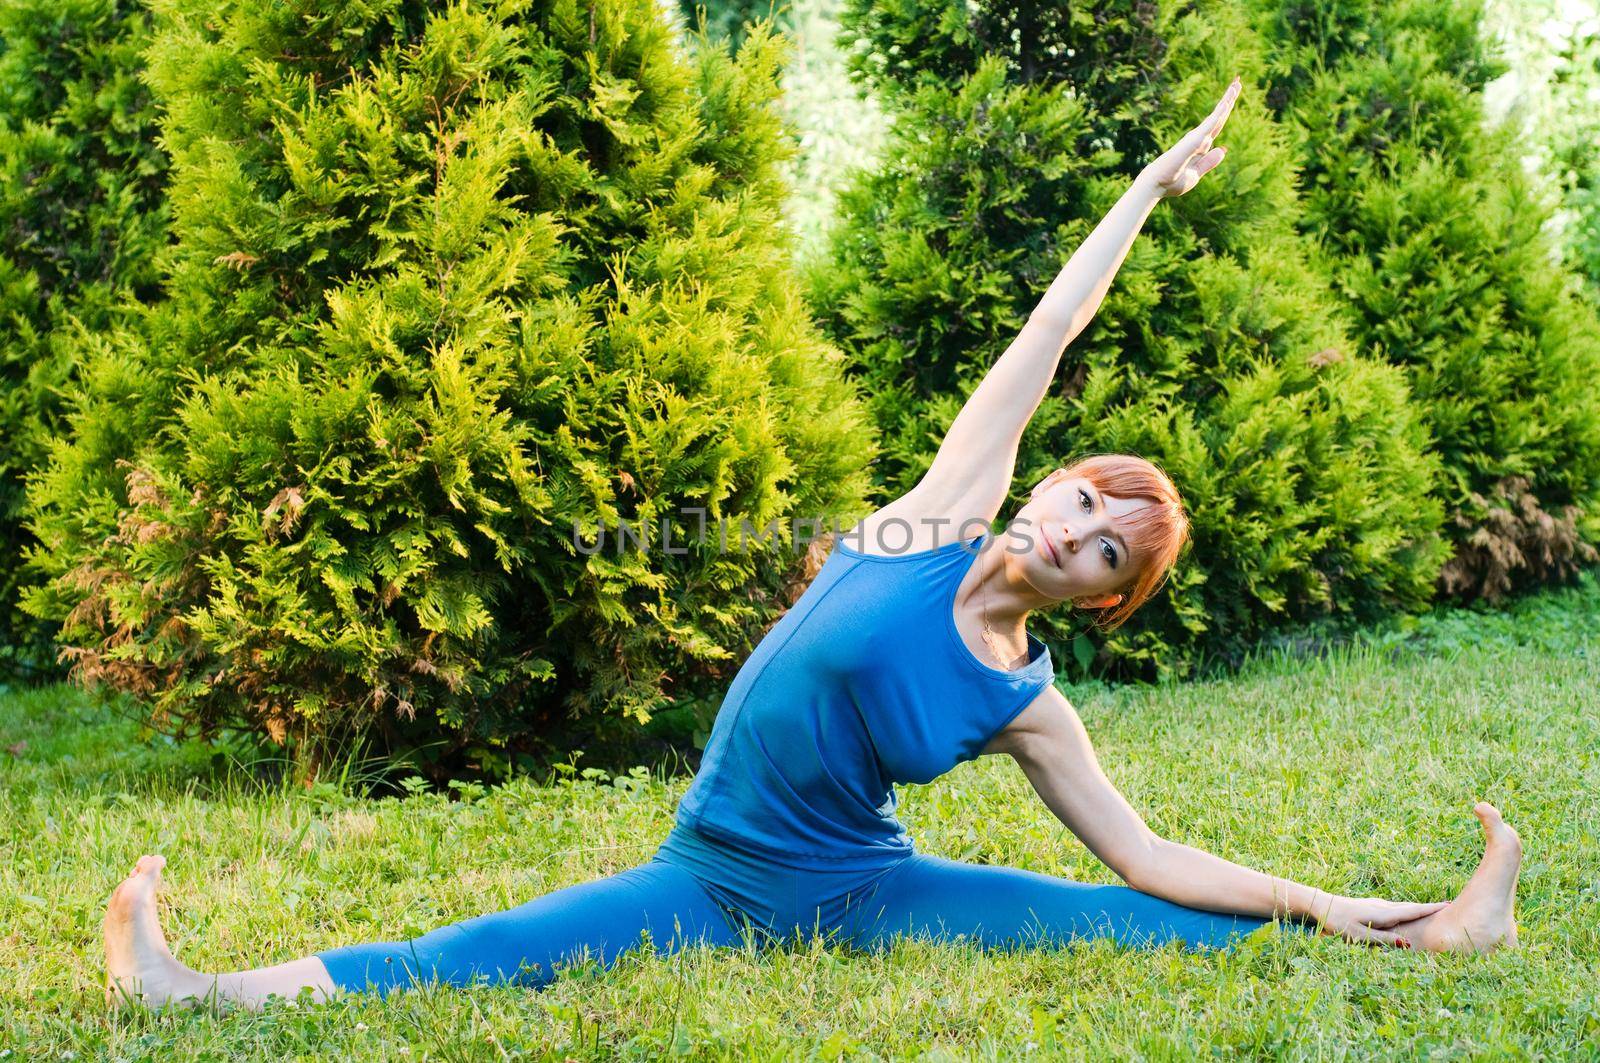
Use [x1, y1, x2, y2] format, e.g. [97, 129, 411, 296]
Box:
[1344, 924, 1410, 948]
[1364, 899, 1451, 927]
[1192, 145, 1226, 179]
[1346, 897, 1451, 927]
[1207, 77, 1242, 137]
[1176, 79, 1240, 162]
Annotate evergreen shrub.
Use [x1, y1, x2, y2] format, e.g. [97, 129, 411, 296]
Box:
[23, 0, 873, 773]
[0, 0, 168, 679]
[816, 0, 1448, 678]
[1259, 0, 1600, 599]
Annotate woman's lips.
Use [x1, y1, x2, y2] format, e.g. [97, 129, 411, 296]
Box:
[1044, 536, 1060, 568]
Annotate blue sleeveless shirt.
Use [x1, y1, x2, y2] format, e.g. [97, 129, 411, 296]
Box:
[673, 531, 1056, 869]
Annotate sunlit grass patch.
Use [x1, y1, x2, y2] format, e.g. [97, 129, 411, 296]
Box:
[3, 577, 1598, 1058]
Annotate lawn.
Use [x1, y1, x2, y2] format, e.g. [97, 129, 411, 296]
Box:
[3, 578, 1598, 1060]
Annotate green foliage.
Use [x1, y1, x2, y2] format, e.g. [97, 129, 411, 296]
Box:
[21, 0, 873, 772]
[838, 0, 1172, 167]
[1259, 0, 1600, 600]
[677, 0, 779, 49]
[816, 0, 1447, 678]
[1478, 0, 1600, 291]
[0, 0, 169, 680]
[670, 0, 888, 258]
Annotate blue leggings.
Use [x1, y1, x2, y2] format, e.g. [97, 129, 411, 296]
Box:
[317, 825, 1280, 994]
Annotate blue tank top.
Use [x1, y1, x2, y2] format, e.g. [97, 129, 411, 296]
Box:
[673, 530, 1057, 868]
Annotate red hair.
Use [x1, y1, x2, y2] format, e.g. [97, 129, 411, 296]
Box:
[1056, 454, 1189, 631]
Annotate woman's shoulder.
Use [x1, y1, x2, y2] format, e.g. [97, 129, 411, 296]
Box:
[840, 483, 999, 559]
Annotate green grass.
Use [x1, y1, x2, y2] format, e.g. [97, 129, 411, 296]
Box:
[3, 579, 1599, 1059]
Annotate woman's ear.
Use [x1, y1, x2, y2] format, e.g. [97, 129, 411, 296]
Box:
[1074, 593, 1125, 610]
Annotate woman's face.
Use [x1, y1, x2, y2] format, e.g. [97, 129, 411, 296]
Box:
[1007, 474, 1143, 606]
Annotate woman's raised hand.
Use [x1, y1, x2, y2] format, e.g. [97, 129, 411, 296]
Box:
[1140, 76, 1242, 198]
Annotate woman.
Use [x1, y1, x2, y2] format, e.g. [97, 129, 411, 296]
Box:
[105, 77, 1522, 1010]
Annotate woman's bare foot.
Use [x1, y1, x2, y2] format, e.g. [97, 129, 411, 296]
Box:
[104, 855, 213, 1008]
[1412, 803, 1522, 954]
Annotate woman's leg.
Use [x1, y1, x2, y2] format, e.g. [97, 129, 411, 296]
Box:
[104, 852, 742, 1010]
[845, 854, 1280, 955]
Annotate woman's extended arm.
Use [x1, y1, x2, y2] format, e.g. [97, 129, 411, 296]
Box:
[912, 78, 1243, 524]
[985, 686, 1449, 944]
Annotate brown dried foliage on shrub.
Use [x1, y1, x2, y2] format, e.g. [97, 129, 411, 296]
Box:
[55, 462, 201, 708]
[1439, 476, 1598, 600]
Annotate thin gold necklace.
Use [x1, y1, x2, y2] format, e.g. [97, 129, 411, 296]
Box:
[978, 544, 1026, 670]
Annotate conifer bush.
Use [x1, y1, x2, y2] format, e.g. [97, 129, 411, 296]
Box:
[1259, 0, 1600, 600]
[22, 0, 873, 772]
[815, 0, 1447, 678]
[0, 0, 168, 679]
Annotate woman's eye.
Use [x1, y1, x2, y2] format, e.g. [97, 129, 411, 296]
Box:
[1079, 489, 1092, 512]
[1100, 538, 1118, 569]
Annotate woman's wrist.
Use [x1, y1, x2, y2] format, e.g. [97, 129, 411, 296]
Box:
[1131, 167, 1169, 203]
[1277, 879, 1336, 922]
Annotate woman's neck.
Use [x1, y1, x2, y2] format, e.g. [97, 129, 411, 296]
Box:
[960, 541, 1044, 668]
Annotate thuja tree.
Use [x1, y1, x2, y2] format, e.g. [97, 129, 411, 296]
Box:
[814, 0, 1446, 678]
[0, 0, 168, 679]
[23, 0, 873, 772]
[1258, 0, 1600, 600]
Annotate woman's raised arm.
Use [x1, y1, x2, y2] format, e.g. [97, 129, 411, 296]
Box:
[911, 78, 1243, 526]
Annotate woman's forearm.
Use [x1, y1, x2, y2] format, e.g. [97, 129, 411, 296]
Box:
[1135, 836, 1330, 922]
[914, 171, 1165, 504]
[1025, 171, 1163, 342]
[945, 172, 1163, 454]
